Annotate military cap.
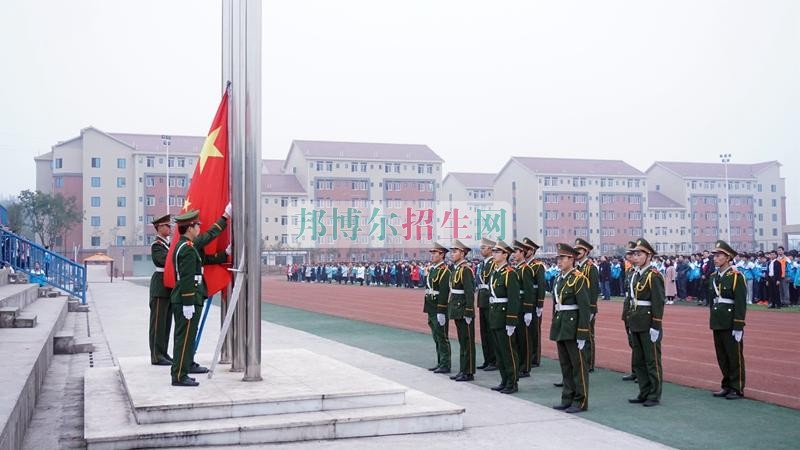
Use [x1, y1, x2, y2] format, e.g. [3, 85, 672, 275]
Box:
[480, 237, 496, 248]
[492, 240, 513, 254]
[449, 239, 471, 253]
[512, 240, 528, 252]
[522, 237, 540, 250]
[625, 241, 637, 254]
[429, 242, 449, 254]
[174, 210, 200, 225]
[556, 243, 580, 257]
[712, 240, 737, 258]
[574, 238, 593, 252]
[633, 238, 656, 255]
[151, 213, 171, 226]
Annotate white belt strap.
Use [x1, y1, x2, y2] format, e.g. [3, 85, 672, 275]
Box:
[714, 298, 735, 305]
[555, 304, 578, 311]
[478, 283, 489, 290]
[155, 268, 165, 272]
[450, 289, 465, 294]
[636, 301, 652, 306]
[426, 289, 440, 295]
[489, 297, 508, 304]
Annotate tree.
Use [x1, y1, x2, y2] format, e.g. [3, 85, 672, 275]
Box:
[17, 190, 83, 249]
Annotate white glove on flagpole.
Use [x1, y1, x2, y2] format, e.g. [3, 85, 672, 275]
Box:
[536, 307, 543, 318]
[590, 313, 595, 322]
[732, 330, 743, 342]
[524, 313, 532, 326]
[577, 339, 586, 350]
[436, 313, 446, 326]
[465, 317, 472, 325]
[649, 328, 660, 343]
[505, 325, 515, 336]
[183, 305, 194, 320]
[224, 202, 232, 218]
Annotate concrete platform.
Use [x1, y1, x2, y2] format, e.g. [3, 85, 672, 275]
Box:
[118, 349, 408, 424]
[86, 355, 464, 449]
[0, 284, 39, 310]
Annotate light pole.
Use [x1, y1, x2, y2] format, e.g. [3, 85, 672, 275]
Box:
[719, 153, 731, 240]
[162, 135, 171, 215]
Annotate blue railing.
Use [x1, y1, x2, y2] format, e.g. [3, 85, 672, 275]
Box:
[0, 229, 86, 304]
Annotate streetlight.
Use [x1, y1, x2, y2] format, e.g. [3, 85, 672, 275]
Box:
[719, 153, 731, 240]
[162, 135, 172, 215]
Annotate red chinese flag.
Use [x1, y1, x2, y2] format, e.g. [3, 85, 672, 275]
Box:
[164, 89, 231, 296]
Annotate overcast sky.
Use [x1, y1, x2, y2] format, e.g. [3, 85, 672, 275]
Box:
[2, 0, 798, 221]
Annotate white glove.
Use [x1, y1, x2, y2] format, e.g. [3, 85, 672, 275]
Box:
[182, 306, 194, 320]
[649, 328, 660, 343]
[436, 313, 446, 326]
[224, 202, 232, 218]
[524, 313, 532, 326]
[536, 307, 543, 318]
[732, 330, 743, 342]
[225, 243, 232, 255]
[505, 325, 515, 336]
[590, 313, 595, 322]
[465, 317, 472, 325]
[577, 339, 586, 350]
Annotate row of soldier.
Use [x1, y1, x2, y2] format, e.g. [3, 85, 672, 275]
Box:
[422, 236, 747, 412]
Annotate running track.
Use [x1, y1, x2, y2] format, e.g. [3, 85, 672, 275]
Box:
[262, 276, 800, 409]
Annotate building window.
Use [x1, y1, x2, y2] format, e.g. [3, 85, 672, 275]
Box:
[54, 158, 63, 169]
[280, 216, 288, 225]
[544, 193, 559, 204]
[772, 228, 778, 236]
[117, 158, 126, 169]
[168, 157, 175, 168]
[574, 194, 586, 203]
[772, 199, 777, 207]
[351, 162, 358, 172]
[117, 216, 126, 227]
[291, 197, 298, 207]
[91, 197, 101, 207]
[54, 177, 64, 188]
[91, 216, 101, 226]
[177, 157, 186, 168]
[146, 157, 155, 168]
[145, 177, 155, 187]
[629, 195, 640, 204]
[116, 236, 126, 246]
[117, 197, 126, 207]
[146, 195, 155, 206]
[772, 213, 778, 222]
[91, 157, 101, 168]
[91, 177, 101, 187]
[771, 184, 777, 193]
[117, 177, 126, 188]
[280, 197, 288, 207]
[91, 236, 101, 247]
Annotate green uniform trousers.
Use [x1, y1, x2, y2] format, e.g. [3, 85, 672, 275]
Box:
[631, 331, 663, 401]
[515, 318, 536, 373]
[492, 328, 518, 389]
[557, 340, 589, 410]
[479, 306, 496, 365]
[149, 296, 172, 363]
[454, 318, 476, 375]
[171, 304, 201, 381]
[713, 330, 745, 394]
[427, 313, 451, 369]
[625, 326, 635, 373]
[532, 316, 542, 366]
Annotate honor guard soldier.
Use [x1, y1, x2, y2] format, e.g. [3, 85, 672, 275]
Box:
[512, 240, 535, 378]
[488, 240, 520, 394]
[627, 238, 664, 406]
[425, 242, 451, 374]
[170, 205, 230, 387]
[523, 237, 546, 367]
[550, 243, 591, 413]
[476, 238, 498, 371]
[574, 238, 599, 372]
[709, 240, 747, 399]
[448, 240, 476, 381]
[149, 214, 173, 366]
[621, 241, 638, 381]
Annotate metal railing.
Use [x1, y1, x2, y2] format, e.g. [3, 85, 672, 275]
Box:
[0, 230, 86, 304]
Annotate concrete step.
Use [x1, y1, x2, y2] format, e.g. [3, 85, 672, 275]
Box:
[14, 312, 37, 328]
[73, 337, 94, 354]
[54, 330, 75, 354]
[85, 367, 464, 450]
[0, 283, 40, 310]
[47, 291, 59, 298]
[0, 306, 19, 328]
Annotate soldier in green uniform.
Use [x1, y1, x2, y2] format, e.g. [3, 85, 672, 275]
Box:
[550, 243, 591, 413]
[476, 238, 498, 371]
[621, 241, 638, 381]
[488, 240, 520, 394]
[523, 238, 546, 368]
[627, 238, 664, 406]
[512, 240, 535, 378]
[447, 240, 476, 381]
[149, 214, 173, 365]
[574, 238, 599, 372]
[425, 242, 451, 374]
[709, 240, 747, 399]
[170, 206, 230, 387]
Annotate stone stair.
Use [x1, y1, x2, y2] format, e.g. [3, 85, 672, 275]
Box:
[53, 309, 94, 355]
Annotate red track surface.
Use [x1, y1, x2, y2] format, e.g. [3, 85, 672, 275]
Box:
[262, 276, 800, 409]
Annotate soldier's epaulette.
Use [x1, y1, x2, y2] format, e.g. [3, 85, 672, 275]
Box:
[505, 266, 515, 273]
[728, 268, 740, 275]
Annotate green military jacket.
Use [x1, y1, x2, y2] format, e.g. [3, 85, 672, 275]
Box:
[448, 260, 475, 320]
[528, 259, 547, 310]
[577, 258, 599, 315]
[621, 266, 635, 323]
[476, 257, 495, 308]
[488, 263, 520, 329]
[708, 266, 747, 331]
[149, 235, 171, 298]
[170, 217, 229, 306]
[628, 265, 665, 333]
[515, 262, 536, 314]
[549, 268, 591, 342]
[423, 262, 450, 315]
